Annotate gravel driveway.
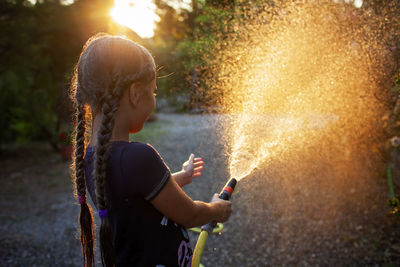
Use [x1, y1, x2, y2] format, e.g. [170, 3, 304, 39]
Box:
[1, 113, 399, 266]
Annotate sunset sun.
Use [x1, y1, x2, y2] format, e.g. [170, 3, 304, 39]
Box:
[110, 0, 159, 38]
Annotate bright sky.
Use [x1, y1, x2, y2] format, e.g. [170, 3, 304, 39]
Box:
[334, 0, 363, 8]
[110, 0, 362, 38]
[110, 0, 159, 38]
[27, 0, 363, 38]
[110, 0, 191, 39]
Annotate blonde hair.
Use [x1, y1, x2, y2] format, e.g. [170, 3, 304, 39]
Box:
[69, 33, 155, 267]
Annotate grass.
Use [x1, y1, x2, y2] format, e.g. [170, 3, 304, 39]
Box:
[129, 119, 170, 144]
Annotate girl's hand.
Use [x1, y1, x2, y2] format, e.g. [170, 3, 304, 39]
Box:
[182, 153, 204, 180]
[210, 193, 232, 223]
[173, 153, 204, 187]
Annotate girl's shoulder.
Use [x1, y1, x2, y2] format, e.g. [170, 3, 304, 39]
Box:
[85, 141, 164, 168]
[119, 141, 163, 163]
[86, 141, 156, 152]
[121, 141, 158, 153]
[85, 141, 158, 157]
[118, 142, 170, 189]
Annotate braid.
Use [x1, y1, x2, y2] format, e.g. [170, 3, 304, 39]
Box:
[75, 104, 87, 196]
[74, 101, 95, 267]
[94, 88, 121, 209]
[93, 87, 123, 267]
[70, 34, 156, 267]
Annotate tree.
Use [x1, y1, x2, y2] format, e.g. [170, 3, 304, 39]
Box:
[0, 0, 113, 150]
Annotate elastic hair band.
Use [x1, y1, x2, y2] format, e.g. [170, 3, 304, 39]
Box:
[98, 209, 108, 219]
[78, 195, 86, 205]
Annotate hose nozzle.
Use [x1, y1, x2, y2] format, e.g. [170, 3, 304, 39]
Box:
[219, 178, 237, 201]
[201, 178, 237, 234]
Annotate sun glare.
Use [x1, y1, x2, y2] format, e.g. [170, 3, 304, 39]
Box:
[110, 0, 159, 38]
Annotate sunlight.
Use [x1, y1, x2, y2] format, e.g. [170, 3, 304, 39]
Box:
[353, 0, 363, 8]
[110, 0, 159, 38]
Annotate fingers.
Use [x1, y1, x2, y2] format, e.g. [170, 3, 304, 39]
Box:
[192, 172, 202, 177]
[193, 159, 204, 168]
[187, 154, 204, 178]
[194, 161, 204, 166]
[188, 153, 195, 163]
[190, 164, 204, 178]
[210, 193, 220, 203]
[193, 166, 204, 172]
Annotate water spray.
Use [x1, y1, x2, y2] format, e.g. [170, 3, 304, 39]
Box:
[191, 178, 237, 267]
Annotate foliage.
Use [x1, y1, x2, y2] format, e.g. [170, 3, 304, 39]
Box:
[2, 0, 398, 149]
[385, 71, 400, 218]
[388, 196, 400, 217]
[152, 0, 238, 109]
[58, 121, 74, 145]
[151, 1, 192, 98]
[0, 0, 112, 150]
[397, 71, 400, 86]
[0, 0, 265, 147]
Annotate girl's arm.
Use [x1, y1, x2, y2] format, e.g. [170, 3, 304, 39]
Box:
[150, 176, 232, 228]
[173, 154, 204, 187]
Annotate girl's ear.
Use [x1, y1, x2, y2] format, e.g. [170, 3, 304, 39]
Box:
[129, 82, 141, 108]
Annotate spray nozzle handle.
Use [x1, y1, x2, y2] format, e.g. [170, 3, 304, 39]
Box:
[201, 178, 237, 234]
[218, 178, 237, 200]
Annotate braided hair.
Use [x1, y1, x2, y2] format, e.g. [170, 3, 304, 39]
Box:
[70, 33, 155, 267]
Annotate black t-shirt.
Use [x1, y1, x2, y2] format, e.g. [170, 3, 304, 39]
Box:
[84, 141, 193, 267]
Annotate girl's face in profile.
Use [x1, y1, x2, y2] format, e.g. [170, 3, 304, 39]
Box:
[140, 78, 157, 117]
[129, 78, 157, 133]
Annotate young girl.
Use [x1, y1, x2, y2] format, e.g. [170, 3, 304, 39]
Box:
[70, 33, 232, 267]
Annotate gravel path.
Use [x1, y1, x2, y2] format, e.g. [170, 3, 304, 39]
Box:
[0, 113, 399, 266]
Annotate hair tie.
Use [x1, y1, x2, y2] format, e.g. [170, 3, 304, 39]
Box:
[78, 195, 86, 205]
[98, 209, 108, 219]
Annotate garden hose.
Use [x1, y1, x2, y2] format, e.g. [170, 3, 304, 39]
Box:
[192, 231, 209, 267]
[189, 222, 224, 234]
[191, 178, 237, 267]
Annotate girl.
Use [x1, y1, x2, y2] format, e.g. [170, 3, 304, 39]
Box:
[70, 33, 232, 267]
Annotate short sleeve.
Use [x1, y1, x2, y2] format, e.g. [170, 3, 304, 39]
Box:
[121, 143, 171, 201]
